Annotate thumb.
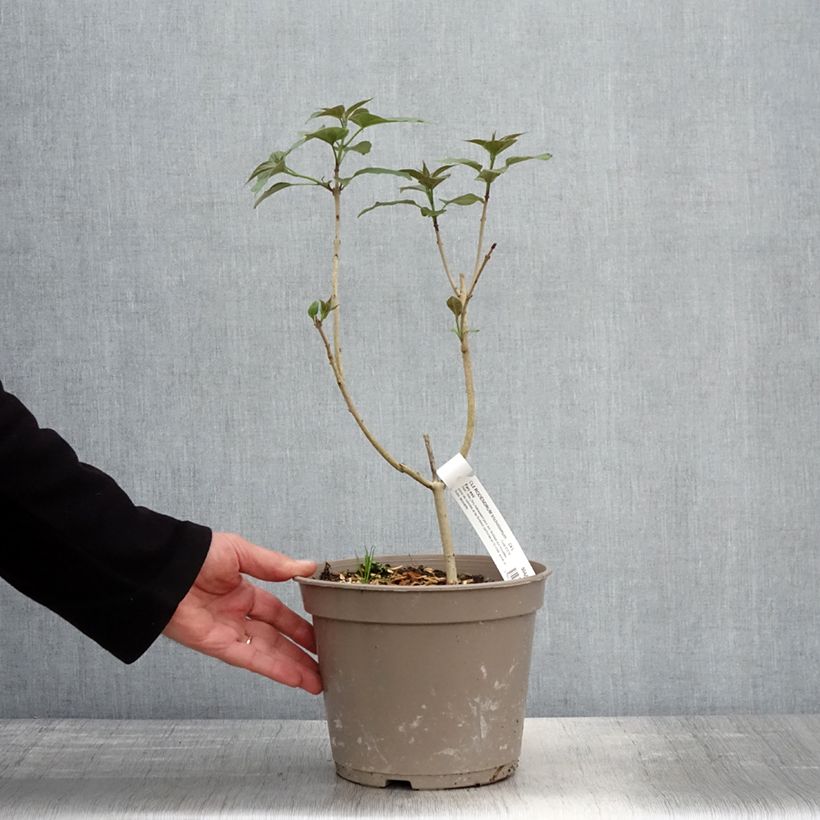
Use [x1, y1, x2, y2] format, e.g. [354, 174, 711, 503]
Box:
[232, 536, 317, 582]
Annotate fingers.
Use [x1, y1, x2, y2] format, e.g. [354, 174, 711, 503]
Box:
[248, 584, 316, 653]
[243, 619, 320, 676]
[221, 635, 323, 695]
[231, 535, 317, 583]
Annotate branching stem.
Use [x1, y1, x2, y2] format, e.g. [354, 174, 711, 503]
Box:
[466, 242, 497, 302]
[315, 322, 433, 489]
[430, 201, 497, 460]
[423, 433, 457, 582]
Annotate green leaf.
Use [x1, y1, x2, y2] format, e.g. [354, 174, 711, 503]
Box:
[466, 138, 492, 152]
[320, 299, 332, 320]
[308, 105, 346, 122]
[505, 152, 552, 167]
[357, 199, 422, 218]
[345, 98, 372, 117]
[446, 296, 463, 317]
[350, 166, 413, 180]
[250, 169, 278, 193]
[246, 161, 274, 184]
[284, 136, 308, 155]
[399, 165, 449, 190]
[349, 108, 425, 129]
[248, 158, 290, 193]
[246, 156, 286, 184]
[254, 181, 296, 208]
[399, 184, 429, 193]
[347, 140, 372, 155]
[441, 193, 484, 207]
[308, 301, 320, 319]
[420, 206, 446, 218]
[399, 168, 424, 183]
[466, 132, 524, 161]
[247, 141, 306, 188]
[476, 167, 507, 184]
[251, 174, 273, 194]
[440, 157, 483, 172]
[303, 126, 349, 145]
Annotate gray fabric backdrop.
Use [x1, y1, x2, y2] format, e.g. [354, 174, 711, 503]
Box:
[1, 0, 818, 719]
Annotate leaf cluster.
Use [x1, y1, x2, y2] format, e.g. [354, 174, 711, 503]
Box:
[248, 102, 552, 217]
[358, 131, 551, 220]
[307, 298, 335, 323]
[247, 99, 424, 207]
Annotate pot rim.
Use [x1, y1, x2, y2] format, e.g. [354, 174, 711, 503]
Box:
[295, 552, 551, 592]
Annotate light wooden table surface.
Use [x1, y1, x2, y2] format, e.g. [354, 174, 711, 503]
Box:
[0, 716, 818, 818]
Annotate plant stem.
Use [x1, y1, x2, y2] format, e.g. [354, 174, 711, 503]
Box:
[466, 242, 497, 301]
[284, 168, 325, 186]
[425, 433, 458, 584]
[471, 182, 491, 281]
[331, 178, 344, 380]
[459, 306, 476, 458]
[432, 216, 458, 294]
[457, 184, 498, 458]
[315, 321, 433, 489]
[423, 432, 437, 479]
[432, 480, 458, 584]
[318, 165, 431, 491]
[428, 222, 489, 461]
[341, 125, 365, 150]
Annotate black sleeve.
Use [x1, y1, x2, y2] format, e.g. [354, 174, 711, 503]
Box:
[0, 379, 212, 663]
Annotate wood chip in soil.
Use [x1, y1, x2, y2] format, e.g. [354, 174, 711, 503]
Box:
[318, 562, 486, 586]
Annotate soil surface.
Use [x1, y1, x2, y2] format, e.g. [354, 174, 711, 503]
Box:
[319, 561, 486, 586]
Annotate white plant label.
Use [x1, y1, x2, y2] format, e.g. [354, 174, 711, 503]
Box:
[436, 453, 535, 581]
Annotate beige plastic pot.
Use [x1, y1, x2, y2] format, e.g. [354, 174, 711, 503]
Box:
[296, 553, 550, 790]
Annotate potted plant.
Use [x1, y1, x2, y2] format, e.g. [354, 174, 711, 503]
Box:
[247, 99, 552, 789]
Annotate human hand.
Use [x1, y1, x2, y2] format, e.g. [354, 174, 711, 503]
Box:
[162, 531, 322, 694]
